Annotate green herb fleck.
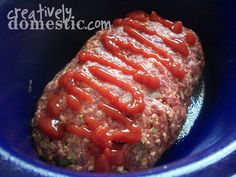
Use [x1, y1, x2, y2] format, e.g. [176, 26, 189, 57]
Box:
[135, 142, 144, 151]
[28, 80, 32, 93]
[151, 127, 157, 134]
[58, 157, 76, 167]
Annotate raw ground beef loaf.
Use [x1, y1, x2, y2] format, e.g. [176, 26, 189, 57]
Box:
[32, 11, 204, 173]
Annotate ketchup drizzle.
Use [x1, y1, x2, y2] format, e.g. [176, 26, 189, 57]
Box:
[113, 18, 189, 57]
[79, 52, 160, 89]
[66, 103, 141, 172]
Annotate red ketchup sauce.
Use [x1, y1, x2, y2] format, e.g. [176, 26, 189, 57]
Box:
[38, 11, 196, 172]
[113, 18, 189, 57]
[185, 31, 196, 46]
[66, 103, 141, 172]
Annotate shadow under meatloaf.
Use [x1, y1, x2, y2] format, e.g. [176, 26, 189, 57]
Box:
[32, 11, 204, 173]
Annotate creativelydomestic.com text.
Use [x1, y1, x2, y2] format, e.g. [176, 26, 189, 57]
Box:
[7, 4, 111, 31]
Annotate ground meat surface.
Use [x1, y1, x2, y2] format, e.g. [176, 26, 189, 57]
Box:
[32, 11, 204, 173]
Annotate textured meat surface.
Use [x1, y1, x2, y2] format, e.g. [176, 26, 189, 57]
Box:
[32, 11, 204, 172]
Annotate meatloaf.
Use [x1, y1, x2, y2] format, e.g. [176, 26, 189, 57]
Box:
[32, 11, 204, 173]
